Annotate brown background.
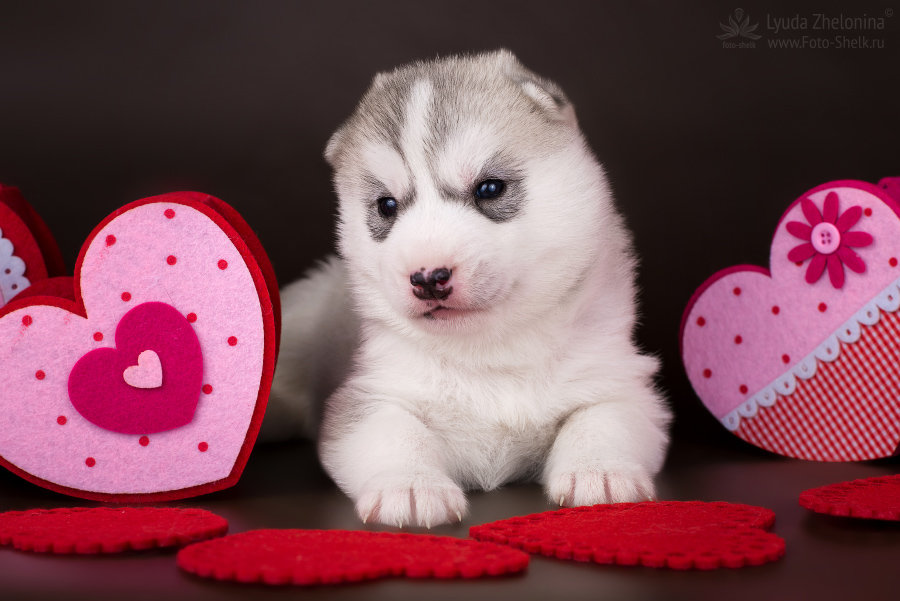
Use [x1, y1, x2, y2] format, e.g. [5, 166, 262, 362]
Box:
[1, 1, 899, 599]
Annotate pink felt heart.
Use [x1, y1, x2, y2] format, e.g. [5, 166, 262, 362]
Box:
[68, 302, 203, 434]
[681, 178, 900, 461]
[0, 192, 279, 501]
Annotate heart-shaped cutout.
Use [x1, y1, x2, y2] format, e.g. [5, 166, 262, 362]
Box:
[800, 474, 900, 521]
[176, 529, 530, 585]
[681, 178, 900, 461]
[0, 192, 279, 501]
[123, 350, 164, 390]
[470, 501, 785, 570]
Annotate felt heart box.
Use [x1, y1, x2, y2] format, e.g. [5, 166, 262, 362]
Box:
[0, 184, 66, 306]
[0, 191, 279, 501]
[681, 178, 900, 461]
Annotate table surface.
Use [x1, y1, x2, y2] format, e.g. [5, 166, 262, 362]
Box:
[1, 437, 898, 601]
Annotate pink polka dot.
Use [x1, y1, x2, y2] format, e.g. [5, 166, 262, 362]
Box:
[864, 208, 873, 217]
[57, 416, 67, 426]
[187, 313, 197, 323]
[105, 235, 116, 246]
[782, 354, 790, 364]
[202, 384, 213, 395]
[890, 257, 898, 267]
[739, 385, 748, 395]
[696, 316, 706, 327]
[734, 335, 743, 344]
[93, 332, 103, 342]
[85, 457, 96, 467]
[771, 306, 780, 315]
[702, 369, 712, 379]
[198, 442, 209, 452]
[122, 292, 132, 302]
[167, 255, 177, 266]
[35, 370, 45, 380]
[165, 208, 176, 219]
[227, 336, 238, 346]
[218, 259, 228, 270]
[139, 436, 150, 447]
[22, 315, 32, 326]
[733, 287, 742, 296]
[818, 302, 828, 313]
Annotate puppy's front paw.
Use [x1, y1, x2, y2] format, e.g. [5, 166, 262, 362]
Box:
[546, 463, 655, 507]
[355, 471, 467, 528]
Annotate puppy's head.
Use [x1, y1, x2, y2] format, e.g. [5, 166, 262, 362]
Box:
[325, 50, 621, 338]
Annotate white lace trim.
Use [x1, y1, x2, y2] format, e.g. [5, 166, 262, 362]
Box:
[0, 226, 30, 307]
[722, 275, 900, 431]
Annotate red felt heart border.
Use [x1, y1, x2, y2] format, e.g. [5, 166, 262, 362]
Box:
[0, 184, 66, 283]
[0, 191, 280, 502]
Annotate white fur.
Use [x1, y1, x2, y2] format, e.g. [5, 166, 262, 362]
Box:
[268, 51, 670, 527]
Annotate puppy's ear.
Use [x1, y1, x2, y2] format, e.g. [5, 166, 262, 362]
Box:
[324, 125, 346, 167]
[492, 50, 577, 125]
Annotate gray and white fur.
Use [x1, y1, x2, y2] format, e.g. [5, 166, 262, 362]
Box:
[267, 50, 670, 528]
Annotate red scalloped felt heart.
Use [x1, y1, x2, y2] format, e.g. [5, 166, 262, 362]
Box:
[0, 507, 228, 554]
[176, 529, 530, 585]
[800, 474, 900, 520]
[469, 501, 785, 570]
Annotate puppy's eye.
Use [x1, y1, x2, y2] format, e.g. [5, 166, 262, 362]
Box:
[377, 196, 398, 218]
[474, 179, 505, 200]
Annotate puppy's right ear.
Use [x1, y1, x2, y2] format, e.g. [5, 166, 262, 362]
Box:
[324, 125, 346, 167]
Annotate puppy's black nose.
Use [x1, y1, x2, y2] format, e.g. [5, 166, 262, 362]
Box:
[411, 267, 453, 300]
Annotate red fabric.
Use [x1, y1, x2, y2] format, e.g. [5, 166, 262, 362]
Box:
[800, 474, 900, 520]
[469, 501, 785, 570]
[0, 507, 227, 554]
[176, 529, 530, 585]
[0, 184, 66, 281]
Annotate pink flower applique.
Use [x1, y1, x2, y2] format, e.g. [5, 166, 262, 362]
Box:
[786, 191, 873, 289]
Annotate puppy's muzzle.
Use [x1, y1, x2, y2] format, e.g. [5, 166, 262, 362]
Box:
[411, 267, 453, 300]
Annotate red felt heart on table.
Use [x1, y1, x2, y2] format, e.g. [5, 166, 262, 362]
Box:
[470, 501, 785, 570]
[68, 302, 203, 434]
[800, 474, 900, 520]
[176, 529, 530, 585]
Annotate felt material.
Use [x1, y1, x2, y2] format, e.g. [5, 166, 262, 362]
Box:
[681, 178, 900, 461]
[68, 302, 203, 434]
[0, 192, 279, 502]
[176, 529, 530, 585]
[470, 501, 785, 571]
[800, 475, 900, 521]
[0, 507, 228, 554]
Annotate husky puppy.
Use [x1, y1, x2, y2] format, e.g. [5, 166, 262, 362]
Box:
[269, 50, 670, 527]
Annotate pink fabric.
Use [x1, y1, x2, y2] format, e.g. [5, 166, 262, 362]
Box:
[0, 200, 266, 496]
[682, 181, 900, 421]
[68, 302, 203, 434]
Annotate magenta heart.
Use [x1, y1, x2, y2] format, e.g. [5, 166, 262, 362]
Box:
[68, 302, 203, 434]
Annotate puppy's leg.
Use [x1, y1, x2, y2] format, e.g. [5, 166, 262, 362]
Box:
[320, 398, 466, 528]
[543, 390, 669, 507]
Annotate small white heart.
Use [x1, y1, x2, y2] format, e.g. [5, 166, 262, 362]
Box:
[123, 350, 163, 389]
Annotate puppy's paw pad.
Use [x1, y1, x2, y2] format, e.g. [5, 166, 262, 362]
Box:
[547, 465, 655, 507]
[356, 472, 467, 528]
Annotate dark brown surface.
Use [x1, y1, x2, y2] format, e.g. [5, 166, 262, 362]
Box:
[1, 438, 898, 601]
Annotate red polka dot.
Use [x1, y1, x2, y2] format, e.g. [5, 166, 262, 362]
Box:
[890, 257, 898, 267]
[166, 255, 177, 266]
[85, 457, 96, 467]
[165, 208, 176, 219]
[217, 260, 228, 270]
[702, 369, 712, 379]
[771, 306, 780, 315]
[864, 208, 873, 217]
[795, 262, 803, 267]
[93, 332, 103, 342]
[734, 335, 743, 344]
[733, 287, 742, 296]
[22, 315, 32, 326]
[105, 235, 116, 246]
[818, 302, 828, 313]
[696, 316, 706, 327]
[57, 416, 67, 426]
[227, 336, 238, 346]
[739, 385, 748, 395]
[202, 384, 213, 395]
[198, 442, 209, 452]
[35, 370, 45, 380]
[139, 436, 150, 447]
[187, 313, 197, 323]
[782, 354, 790, 364]
[122, 292, 132, 302]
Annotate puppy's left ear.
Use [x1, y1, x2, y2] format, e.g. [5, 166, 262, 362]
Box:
[493, 50, 577, 125]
